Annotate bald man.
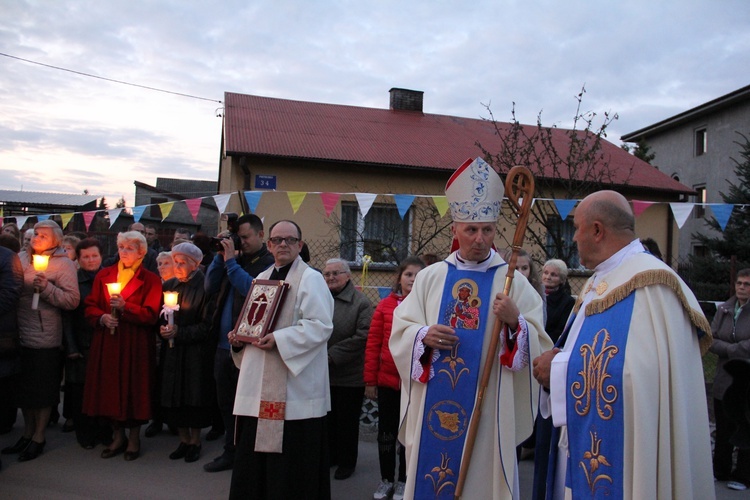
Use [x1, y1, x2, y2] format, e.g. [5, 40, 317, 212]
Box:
[532, 191, 715, 499]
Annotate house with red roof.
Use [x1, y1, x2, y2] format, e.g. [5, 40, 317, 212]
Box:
[217, 88, 694, 272]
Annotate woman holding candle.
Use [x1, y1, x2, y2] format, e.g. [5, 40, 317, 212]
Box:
[82, 230, 161, 461]
[2, 220, 79, 462]
[159, 242, 215, 463]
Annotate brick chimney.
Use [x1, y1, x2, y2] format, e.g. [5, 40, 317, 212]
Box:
[389, 88, 424, 112]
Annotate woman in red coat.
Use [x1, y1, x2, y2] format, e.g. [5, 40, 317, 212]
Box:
[82, 231, 161, 461]
[364, 256, 425, 500]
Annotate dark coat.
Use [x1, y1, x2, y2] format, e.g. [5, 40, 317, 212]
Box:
[544, 285, 575, 344]
[159, 270, 216, 408]
[63, 268, 100, 384]
[710, 296, 750, 400]
[82, 264, 161, 423]
[328, 280, 373, 387]
[0, 247, 23, 378]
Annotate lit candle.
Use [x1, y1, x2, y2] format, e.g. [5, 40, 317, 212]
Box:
[31, 254, 51, 310]
[163, 291, 180, 348]
[106, 282, 122, 335]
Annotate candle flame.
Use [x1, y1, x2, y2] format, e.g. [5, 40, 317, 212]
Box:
[32, 254, 50, 272]
[106, 282, 122, 295]
[163, 291, 179, 307]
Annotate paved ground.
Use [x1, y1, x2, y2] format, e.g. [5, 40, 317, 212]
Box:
[0, 417, 744, 499]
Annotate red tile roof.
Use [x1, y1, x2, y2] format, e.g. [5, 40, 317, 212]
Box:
[224, 92, 692, 194]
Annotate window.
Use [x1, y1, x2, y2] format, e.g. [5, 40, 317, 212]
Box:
[695, 128, 707, 156]
[692, 244, 708, 258]
[693, 186, 706, 218]
[340, 202, 410, 265]
[545, 216, 580, 268]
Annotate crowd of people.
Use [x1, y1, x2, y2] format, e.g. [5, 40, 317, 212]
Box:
[0, 158, 745, 499]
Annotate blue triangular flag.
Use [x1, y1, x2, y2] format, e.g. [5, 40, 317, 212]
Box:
[710, 204, 734, 231]
[377, 287, 391, 300]
[131, 205, 147, 223]
[553, 199, 578, 220]
[36, 214, 50, 221]
[394, 195, 416, 219]
[244, 191, 263, 213]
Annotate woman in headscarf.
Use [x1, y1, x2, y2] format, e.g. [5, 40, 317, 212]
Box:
[82, 231, 161, 461]
[159, 242, 216, 463]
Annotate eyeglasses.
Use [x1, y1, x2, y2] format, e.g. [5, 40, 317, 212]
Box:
[737, 281, 750, 287]
[323, 270, 345, 278]
[269, 236, 300, 246]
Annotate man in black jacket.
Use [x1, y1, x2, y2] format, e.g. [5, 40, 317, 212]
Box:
[202, 214, 274, 472]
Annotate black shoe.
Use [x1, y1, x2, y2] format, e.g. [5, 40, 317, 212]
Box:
[144, 421, 163, 438]
[61, 420, 75, 433]
[2, 436, 32, 455]
[205, 428, 224, 441]
[18, 440, 45, 462]
[101, 440, 128, 459]
[169, 442, 189, 460]
[334, 466, 355, 480]
[203, 454, 234, 472]
[124, 449, 140, 461]
[185, 444, 202, 463]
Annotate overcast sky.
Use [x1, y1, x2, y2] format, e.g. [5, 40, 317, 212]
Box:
[1, 0, 748, 204]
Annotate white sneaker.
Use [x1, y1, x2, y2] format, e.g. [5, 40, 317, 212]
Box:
[373, 479, 394, 500]
[727, 481, 748, 491]
[392, 481, 406, 500]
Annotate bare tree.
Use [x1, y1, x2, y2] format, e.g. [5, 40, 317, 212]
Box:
[478, 85, 630, 266]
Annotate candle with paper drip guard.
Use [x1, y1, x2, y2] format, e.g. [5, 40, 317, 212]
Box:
[31, 254, 50, 310]
[105, 282, 122, 335]
[162, 291, 180, 348]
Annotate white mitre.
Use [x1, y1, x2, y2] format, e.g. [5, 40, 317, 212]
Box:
[445, 157, 504, 222]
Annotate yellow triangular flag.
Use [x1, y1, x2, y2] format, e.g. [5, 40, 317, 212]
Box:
[159, 201, 175, 221]
[432, 196, 449, 218]
[59, 213, 75, 229]
[287, 192, 307, 214]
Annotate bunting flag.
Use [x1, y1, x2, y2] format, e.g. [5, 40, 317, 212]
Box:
[377, 287, 392, 300]
[158, 201, 175, 221]
[15, 216, 29, 229]
[82, 211, 97, 231]
[131, 205, 147, 223]
[669, 203, 694, 229]
[184, 198, 202, 222]
[59, 213, 75, 229]
[710, 204, 734, 231]
[553, 199, 578, 220]
[244, 191, 263, 213]
[320, 192, 341, 217]
[213, 193, 232, 214]
[287, 192, 307, 214]
[355, 193, 377, 218]
[394, 194, 416, 219]
[432, 196, 449, 218]
[37, 214, 50, 222]
[107, 208, 123, 228]
[632, 200, 655, 218]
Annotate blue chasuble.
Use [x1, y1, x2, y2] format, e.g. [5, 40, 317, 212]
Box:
[561, 292, 634, 499]
[414, 262, 501, 499]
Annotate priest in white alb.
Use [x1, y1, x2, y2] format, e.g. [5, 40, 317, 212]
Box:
[532, 191, 715, 500]
[390, 157, 552, 499]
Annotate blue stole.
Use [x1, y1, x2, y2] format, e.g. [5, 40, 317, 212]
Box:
[562, 292, 634, 499]
[413, 263, 500, 499]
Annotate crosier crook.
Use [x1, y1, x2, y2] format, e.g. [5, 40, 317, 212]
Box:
[454, 165, 535, 499]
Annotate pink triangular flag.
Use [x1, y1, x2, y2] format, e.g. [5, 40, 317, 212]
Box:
[320, 193, 341, 217]
[82, 211, 97, 231]
[632, 200, 655, 218]
[184, 198, 202, 222]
